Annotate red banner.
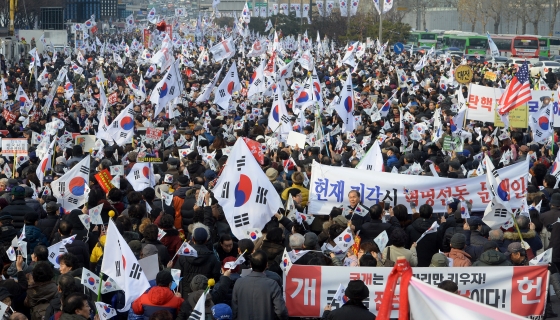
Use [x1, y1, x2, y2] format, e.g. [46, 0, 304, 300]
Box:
[2, 110, 16, 124]
[146, 128, 163, 140]
[165, 25, 172, 36]
[143, 29, 150, 48]
[241, 137, 264, 165]
[94, 169, 114, 193]
[108, 92, 118, 105]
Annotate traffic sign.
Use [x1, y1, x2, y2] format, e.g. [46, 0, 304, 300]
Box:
[393, 42, 404, 54]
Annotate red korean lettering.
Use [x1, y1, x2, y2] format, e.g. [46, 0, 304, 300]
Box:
[420, 189, 435, 206]
[468, 95, 479, 109]
[404, 190, 419, 206]
[480, 97, 493, 112]
[477, 182, 491, 204]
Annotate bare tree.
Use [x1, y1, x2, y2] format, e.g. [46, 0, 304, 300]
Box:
[548, 0, 560, 36]
[487, 0, 507, 34]
[457, 0, 478, 31]
[528, 0, 546, 34]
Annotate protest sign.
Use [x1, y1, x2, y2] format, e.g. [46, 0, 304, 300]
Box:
[442, 136, 463, 152]
[484, 71, 497, 81]
[1, 138, 28, 156]
[108, 92, 118, 105]
[75, 135, 96, 152]
[493, 105, 528, 128]
[284, 265, 548, 318]
[145, 127, 163, 141]
[308, 160, 528, 215]
[467, 84, 556, 127]
[94, 169, 115, 193]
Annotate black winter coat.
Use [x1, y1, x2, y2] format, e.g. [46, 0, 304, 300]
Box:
[321, 300, 376, 319]
[37, 214, 60, 242]
[360, 216, 400, 243]
[406, 217, 439, 267]
[174, 243, 221, 297]
[172, 187, 196, 232]
[1, 199, 36, 229]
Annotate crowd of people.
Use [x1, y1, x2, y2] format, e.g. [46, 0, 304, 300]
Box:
[0, 18, 557, 320]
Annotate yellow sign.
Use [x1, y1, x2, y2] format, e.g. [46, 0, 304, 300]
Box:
[484, 71, 497, 81]
[494, 105, 528, 129]
[455, 65, 473, 84]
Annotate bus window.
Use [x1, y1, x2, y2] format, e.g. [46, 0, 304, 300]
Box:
[407, 34, 418, 43]
[514, 39, 538, 49]
[420, 33, 436, 40]
[467, 38, 487, 49]
[494, 39, 512, 51]
[550, 39, 560, 46]
[450, 38, 466, 50]
[539, 39, 549, 48]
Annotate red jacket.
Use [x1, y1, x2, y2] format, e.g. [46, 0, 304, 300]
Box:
[132, 286, 184, 316]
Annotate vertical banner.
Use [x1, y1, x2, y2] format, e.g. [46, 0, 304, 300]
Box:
[143, 29, 150, 48]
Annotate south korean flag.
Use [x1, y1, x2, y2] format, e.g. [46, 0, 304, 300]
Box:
[95, 302, 117, 319]
[214, 138, 283, 241]
[334, 227, 355, 252]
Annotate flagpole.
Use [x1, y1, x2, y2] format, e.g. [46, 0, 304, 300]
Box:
[171, 240, 186, 261]
[510, 209, 525, 244]
[12, 153, 16, 178]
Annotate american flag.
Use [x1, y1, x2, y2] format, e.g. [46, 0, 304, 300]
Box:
[497, 61, 531, 115]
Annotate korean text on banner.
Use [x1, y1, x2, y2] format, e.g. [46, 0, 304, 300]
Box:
[1, 138, 28, 156]
[94, 169, 115, 193]
[466, 83, 503, 123]
[493, 105, 528, 128]
[467, 84, 559, 127]
[308, 160, 528, 215]
[284, 265, 548, 318]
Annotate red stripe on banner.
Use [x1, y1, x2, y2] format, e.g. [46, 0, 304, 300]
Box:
[284, 265, 322, 316]
[510, 265, 548, 316]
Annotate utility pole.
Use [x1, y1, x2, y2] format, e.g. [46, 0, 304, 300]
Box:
[379, 0, 383, 43]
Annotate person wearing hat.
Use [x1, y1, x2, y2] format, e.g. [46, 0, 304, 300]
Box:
[36, 201, 60, 243]
[165, 157, 181, 183]
[131, 270, 184, 318]
[0, 213, 18, 247]
[211, 303, 232, 320]
[502, 215, 542, 259]
[472, 241, 512, 266]
[179, 270, 233, 319]
[1, 186, 37, 229]
[171, 175, 197, 232]
[507, 242, 529, 266]
[444, 233, 472, 267]
[465, 216, 489, 247]
[174, 226, 221, 297]
[322, 280, 374, 319]
[429, 253, 450, 267]
[280, 172, 309, 207]
[232, 250, 289, 320]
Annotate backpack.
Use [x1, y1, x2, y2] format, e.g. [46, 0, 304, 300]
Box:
[31, 300, 50, 320]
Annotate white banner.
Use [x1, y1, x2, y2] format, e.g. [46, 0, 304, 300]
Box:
[467, 84, 558, 126]
[284, 265, 548, 318]
[466, 83, 503, 123]
[308, 160, 528, 215]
